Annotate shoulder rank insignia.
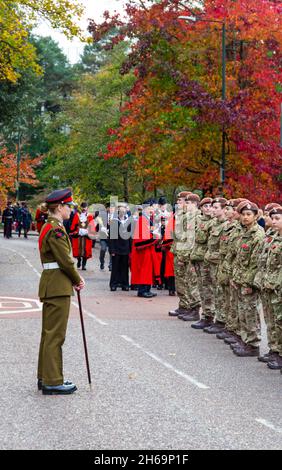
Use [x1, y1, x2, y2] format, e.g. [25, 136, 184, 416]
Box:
[54, 228, 65, 238]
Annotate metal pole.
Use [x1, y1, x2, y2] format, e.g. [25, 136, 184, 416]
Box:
[280, 103, 282, 148]
[16, 130, 21, 201]
[77, 290, 92, 385]
[221, 22, 227, 188]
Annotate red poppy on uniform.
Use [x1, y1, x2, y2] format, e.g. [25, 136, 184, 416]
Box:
[241, 244, 249, 250]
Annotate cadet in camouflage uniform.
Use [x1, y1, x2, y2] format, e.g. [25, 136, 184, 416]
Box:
[37, 189, 85, 395]
[261, 206, 282, 370]
[216, 199, 242, 340]
[190, 197, 215, 329]
[169, 191, 192, 317]
[231, 201, 264, 357]
[203, 197, 227, 334]
[177, 193, 201, 321]
[254, 203, 281, 363]
[220, 200, 249, 347]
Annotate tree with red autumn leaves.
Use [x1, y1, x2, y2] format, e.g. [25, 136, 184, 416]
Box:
[88, 0, 282, 205]
[0, 147, 42, 207]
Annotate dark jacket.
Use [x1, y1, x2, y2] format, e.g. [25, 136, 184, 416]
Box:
[108, 216, 131, 255]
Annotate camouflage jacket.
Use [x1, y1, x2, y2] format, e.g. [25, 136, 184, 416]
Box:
[204, 218, 227, 265]
[190, 214, 214, 262]
[253, 228, 277, 290]
[171, 210, 198, 262]
[221, 223, 243, 278]
[262, 232, 282, 292]
[232, 223, 264, 287]
[217, 220, 240, 285]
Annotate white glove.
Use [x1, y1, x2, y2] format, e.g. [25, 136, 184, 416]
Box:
[100, 226, 109, 235]
[79, 228, 88, 236]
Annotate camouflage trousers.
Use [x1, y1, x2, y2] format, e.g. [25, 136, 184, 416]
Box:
[209, 263, 225, 323]
[237, 287, 261, 347]
[226, 284, 240, 334]
[265, 290, 282, 356]
[174, 258, 200, 310]
[194, 261, 215, 319]
[260, 290, 278, 353]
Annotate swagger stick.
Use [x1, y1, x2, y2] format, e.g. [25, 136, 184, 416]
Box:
[77, 290, 92, 385]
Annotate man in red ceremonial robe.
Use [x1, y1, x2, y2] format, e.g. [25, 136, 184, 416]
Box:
[70, 202, 94, 270]
[162, 212, 175, 295]
[131, 199, 160, 298]
[35, 204, 48, 233]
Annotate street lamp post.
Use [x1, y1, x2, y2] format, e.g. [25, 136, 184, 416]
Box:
[179, 16, 227, 188]
[16, 128, 21, 202]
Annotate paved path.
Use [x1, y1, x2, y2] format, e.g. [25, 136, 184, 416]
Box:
[0, 236, 281, 450]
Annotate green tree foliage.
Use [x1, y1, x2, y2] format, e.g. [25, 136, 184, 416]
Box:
[0, 0, 84, 82]
[42, 42, 137, 202]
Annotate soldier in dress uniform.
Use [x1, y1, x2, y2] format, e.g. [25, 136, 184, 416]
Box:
[37, 188, 85, 395]
[2, 201, 14, 238]
[70, 202, 94, 270]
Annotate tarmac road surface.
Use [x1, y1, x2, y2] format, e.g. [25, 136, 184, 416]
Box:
[0, 236, 281, 450]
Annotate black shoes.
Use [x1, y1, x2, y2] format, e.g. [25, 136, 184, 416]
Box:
[77, 258, 81, 268]
[137, 292, 157, 298]
[42, 383, 77, 395]
[191, 318, 213, 330]
[38, 380, 77, 394]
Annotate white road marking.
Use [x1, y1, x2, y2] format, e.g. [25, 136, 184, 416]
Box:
[71, 301, 109, 326]
[120, 335, 210, 390]
[255, 418, 282, 435]
[5, 247, 41, 278]
[3, 245, 210, 389]
[0, 296, 41, 314]
[4, 246, 109, 325]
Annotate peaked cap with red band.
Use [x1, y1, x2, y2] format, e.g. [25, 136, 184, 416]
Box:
[45, 188, 74, 205]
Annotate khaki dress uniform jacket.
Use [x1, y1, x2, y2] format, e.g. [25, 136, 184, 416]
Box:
[37, 217, 81, 386]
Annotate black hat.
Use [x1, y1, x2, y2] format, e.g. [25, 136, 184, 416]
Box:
[158, 196, 167, 205]
[143, 199, 154, 206]
[45, 188, 75, 206]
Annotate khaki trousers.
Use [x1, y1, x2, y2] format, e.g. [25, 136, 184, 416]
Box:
[37, 296, 71, 386]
